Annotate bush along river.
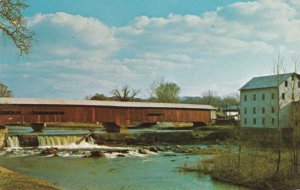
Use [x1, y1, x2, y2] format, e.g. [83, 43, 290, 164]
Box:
[0, 126, 246, 190]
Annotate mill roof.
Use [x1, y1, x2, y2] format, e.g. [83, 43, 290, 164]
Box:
[240, 73, 297, 90]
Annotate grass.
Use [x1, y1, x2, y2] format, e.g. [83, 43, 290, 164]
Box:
[186, 146, 300, 190]
[195, 125, 235, 131]
[0, 166, 60, 190]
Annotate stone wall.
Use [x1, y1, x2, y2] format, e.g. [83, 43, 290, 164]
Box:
[12, 130, 234, 147]
[0, 127, 8, 149]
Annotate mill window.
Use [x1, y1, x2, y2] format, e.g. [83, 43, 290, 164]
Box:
[272, 107, 275, 113]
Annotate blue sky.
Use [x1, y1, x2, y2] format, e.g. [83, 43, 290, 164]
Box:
[1, 0, 300, 99]
[24, 0, 243, 26]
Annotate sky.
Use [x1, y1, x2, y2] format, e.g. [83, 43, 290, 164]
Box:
[1, 0, 300, 99]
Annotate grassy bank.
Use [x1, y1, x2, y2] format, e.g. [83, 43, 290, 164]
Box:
[183, 146, 300, 190]
[0, 166, 60, 190]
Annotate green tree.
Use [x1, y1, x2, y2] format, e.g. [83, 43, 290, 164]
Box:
[89, 93, 108, 101]
[0, 0, 33, 54]
[0, 83, 13, 97]
[150, 78, 180, 103]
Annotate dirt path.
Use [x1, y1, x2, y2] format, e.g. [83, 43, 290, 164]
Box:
[0, 166, 60, 190]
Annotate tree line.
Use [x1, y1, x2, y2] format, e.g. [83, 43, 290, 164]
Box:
[86, 78, 182, 103]
[0, 79, 239, 108]
[87, 78, 239, 108]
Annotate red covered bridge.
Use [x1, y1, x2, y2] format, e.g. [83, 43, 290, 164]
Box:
[0, 98, 216, 132]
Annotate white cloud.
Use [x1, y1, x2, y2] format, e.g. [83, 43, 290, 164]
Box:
[4, 0, 300, 99]
[28, 12, 119, 59]
[115, 11, 275, 57]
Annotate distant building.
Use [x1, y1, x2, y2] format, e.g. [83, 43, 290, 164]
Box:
[240, 73, 300, 128]
[223, 105, 239, 121]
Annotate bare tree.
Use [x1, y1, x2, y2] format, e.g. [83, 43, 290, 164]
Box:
[273, 54, 284, 175]
[201, 90, 218, 106]
[149, 76, 164, 99]
[111, 85, 140, 102]
[290, 54, 300, 175]
[0, 0, 33, 54]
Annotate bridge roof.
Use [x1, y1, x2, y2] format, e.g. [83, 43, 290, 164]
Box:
[0, 98, 216, 110]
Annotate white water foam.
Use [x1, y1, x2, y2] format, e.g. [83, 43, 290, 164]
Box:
[6, 136, 21, 150]
[37, 135, 132, 151]
[104, 149, 157, 159]
[1, 135, 155, 159]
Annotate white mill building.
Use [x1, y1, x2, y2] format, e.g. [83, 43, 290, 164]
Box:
[240, 73, 300, 128]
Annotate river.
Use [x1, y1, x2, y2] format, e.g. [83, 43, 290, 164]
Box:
[0, 126, 246, 190]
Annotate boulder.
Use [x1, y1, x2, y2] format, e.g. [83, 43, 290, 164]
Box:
[149, 146, 159, 153]
[40, 148, 58, 156]
[116, 149, 129, 154]
[89, 151, 105, 157]
[138, 148, 148, 154]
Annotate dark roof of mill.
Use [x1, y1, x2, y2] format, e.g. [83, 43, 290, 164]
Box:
[240, 73, 298, 91]
[0, 98, 216, 110]
[223, 105, 239, 111]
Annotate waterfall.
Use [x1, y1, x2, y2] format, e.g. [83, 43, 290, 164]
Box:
[37, 135, 96, 148]
[87, 136, 95, 144]
[6, 136, 20, 148]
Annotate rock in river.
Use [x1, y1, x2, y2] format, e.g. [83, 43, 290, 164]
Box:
[149, 146, 159, 153]
[138, 148, 148, 154]
[40, 148, 58, 156]
[90, 151, 105, 157]
[84, 151, 105, 158]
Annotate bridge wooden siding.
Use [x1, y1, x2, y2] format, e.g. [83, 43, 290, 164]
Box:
[0, 98, 216, 132]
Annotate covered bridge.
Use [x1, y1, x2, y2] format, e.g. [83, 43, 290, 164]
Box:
[0, 98, 216, 132]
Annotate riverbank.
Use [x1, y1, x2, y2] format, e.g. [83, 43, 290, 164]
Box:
[180, 146, 300, 190]
[0, 166, 60, 190]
